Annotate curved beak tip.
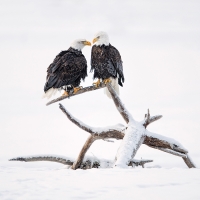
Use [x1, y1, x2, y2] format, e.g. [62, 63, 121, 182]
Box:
[93, 38, 98, 44]
[84, 41, 91, 46]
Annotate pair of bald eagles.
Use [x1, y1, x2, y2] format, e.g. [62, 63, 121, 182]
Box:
[43, 32, 124, 99]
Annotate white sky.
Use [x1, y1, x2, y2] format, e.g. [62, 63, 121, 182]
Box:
[0, 0, 200, 167]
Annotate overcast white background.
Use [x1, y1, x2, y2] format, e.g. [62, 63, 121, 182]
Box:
[0, 0, 200, 168]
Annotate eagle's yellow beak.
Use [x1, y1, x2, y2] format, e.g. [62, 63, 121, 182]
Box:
[93, 37, 98, 44]
[84, 41, 91, 46]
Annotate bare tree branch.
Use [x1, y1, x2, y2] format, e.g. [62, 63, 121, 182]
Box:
[9, 156, 73, 165]
[143, 135, 187, 154]
[182, 154, 196, 168]
[59, 103, 95, 134]
[143, 114, 163, 128]
[46, 84, 106, 106]
[9, 155, 153, 169]
[148, 146, 187, 158]
[59, 103, 126, 137]
[129, 159, 153, 168]
[72, 135, 96, 170]
[106, 83, 130, 123]
[148, 115, 163, 125]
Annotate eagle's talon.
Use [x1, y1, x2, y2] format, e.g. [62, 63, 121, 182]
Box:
[73, 87, 82, 94]
[103, 78, 111, 84]
[93, 79, 101, 87]
[62, 91, 69, 97]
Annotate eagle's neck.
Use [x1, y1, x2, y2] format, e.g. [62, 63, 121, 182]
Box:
[95, 38, 109, 46]
[68, 47, 82, 55]
[70, 42, 84, 51]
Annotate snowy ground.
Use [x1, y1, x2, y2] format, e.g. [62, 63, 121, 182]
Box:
[1, 158, 200, 200]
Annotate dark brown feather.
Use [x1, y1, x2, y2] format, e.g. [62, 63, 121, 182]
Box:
[44, 47, 87, 92]
[90, 44, 124, 86]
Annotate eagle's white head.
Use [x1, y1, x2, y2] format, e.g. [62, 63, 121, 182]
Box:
[93, 31, 109, 46]
[70, 39, 91, 51]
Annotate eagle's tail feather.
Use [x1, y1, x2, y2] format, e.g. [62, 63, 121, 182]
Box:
[104, 78, 119, 99]
[42, 88, 58, 99]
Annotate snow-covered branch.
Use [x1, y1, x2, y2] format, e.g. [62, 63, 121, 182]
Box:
[59, 103, 126, 138]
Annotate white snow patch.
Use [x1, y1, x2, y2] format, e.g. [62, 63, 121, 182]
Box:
[0, 160, 200, 200]
[115, 120, 145, 168]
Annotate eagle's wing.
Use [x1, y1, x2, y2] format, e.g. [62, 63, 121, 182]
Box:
[109, 45, 124, 86]
[46, 51, 68, 80]
[44, 50, 87, 92]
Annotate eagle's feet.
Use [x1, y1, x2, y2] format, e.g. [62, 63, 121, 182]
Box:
[93, 79, 101, 87]
[62, 91, 69, 97]
[103, 78, 111, 84]
[73, 86, 82, 94]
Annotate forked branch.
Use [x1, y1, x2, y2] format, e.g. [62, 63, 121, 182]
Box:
[10, 83, 196, 169]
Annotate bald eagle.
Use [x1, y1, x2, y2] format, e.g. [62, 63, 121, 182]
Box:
[43, 39, 91, 99]
[90, 31, 124, 98]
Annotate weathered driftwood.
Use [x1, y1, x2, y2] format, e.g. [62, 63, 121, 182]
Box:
[72, 135, 96, 170]
[143, 109, 163, 128]
[59, 102, 160, 169]
[59, 102, 194, 169]
[9, 156, 73, 165]
[59, 83, 195, 169]
[148, 146, 187, 158]
[129, 159, 153, 168]
[105, 84, 146, 167]
[182, 154, 196, 168]
[9, 156, 153, 169]
[10, 83, 196, 169]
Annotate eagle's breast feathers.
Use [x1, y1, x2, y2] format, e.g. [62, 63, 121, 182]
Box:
[91, 44, 124, 86]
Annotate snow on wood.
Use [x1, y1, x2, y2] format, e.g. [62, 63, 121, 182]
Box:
[9, 154, 153, 169]
[114, 121, 146, 168]
[149, 146, 187, 158]
[59, 103, 126, 135]
[11, 83, 196, 170]
[145, 130, 188, 153]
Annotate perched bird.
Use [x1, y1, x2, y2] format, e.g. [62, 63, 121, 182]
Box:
[43, 39, 91, 99]
[90, 31, 124, 98]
